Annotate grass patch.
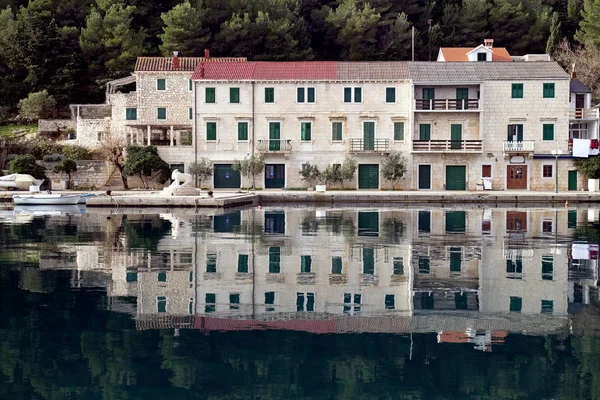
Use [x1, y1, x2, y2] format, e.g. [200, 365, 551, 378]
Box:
[0, 124, 37, 139]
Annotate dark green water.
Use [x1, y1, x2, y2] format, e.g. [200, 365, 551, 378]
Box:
[1, 205, 600, 399]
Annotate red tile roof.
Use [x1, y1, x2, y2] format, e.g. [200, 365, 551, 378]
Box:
[439, 47, 512, 62]
[135, 57, 247, 72]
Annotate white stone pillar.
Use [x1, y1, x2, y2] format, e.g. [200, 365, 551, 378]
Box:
[170, 126, 174, 146]
[147, 125, 151, 146]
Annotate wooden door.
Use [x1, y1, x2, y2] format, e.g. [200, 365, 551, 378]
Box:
[507, 165, 527, 189]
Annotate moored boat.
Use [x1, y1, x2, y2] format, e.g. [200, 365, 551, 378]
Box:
[12, 194, 81, 206]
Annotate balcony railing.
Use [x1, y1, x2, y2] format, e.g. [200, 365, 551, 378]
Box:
[415, 99, 480, 111]
[257, 139, 292, 152]
[150, 139, 176, 146]
[570, 108, 599, 120]
[503, 140, 535, 153]
[349, 138, 389, 152]
[412, 140, 483, 153]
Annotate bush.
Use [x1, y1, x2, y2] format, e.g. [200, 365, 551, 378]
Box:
[28, 140, 61, 160]
[381, 152, 407, 189]
[17, 90, 57, 121]
[574, 156, 600, 179]
[8, 154, 46, 178]
[123, 146, 170, 189]
[188, 158, 213, 188]
[52, 159, 78, 189]
[61, 144, 91, 160]
[43, 153, 65, 162]
[299, 163, 321, 186]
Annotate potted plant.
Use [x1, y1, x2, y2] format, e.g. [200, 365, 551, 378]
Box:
[573, 156, 600, 192]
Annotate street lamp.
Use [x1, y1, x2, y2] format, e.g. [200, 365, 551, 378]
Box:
[551, 149, 563, 193]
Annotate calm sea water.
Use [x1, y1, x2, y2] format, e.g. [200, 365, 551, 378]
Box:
[1, 204, 600, 399]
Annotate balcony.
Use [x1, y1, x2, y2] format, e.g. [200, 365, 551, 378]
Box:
[257, 139, 292, 152]
[415, 99, 480, 111]
[570, 108, 599, 120]
[503, 140, 535, 153]
[349, 138, 389, 153]
[412, 140, 483, 153]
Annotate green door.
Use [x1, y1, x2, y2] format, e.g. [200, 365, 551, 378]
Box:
[450, 124, 462, 149]
[358, 211, 379, 237]
[358, 164, 379, 189]
[568, 170, 577, 191]
[456, 88, 468, 110]
[418, 165, 431, 189]
[265, 164, 285, 188]
[446, 166, 466, 190]
[214, 164, 241, 188]
[363, 122, 375, 151]
[269, 122, 280, 151]
[419, 124, 431, 140]
[423, 88, 435, 110]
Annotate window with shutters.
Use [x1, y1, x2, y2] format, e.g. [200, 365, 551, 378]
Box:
[300, 255, 312, 273]
[343, 293, 362, 315]
[386, 87, 396, 103]
[188, 79, 192, 91]
[125, 108, 137, 120]
[230, 87, 240, 103]
[237, 121, 248, 141]
[332, 122, 343, 141]
[543, 83, 555, 98]
[543, 124, 554, 140]
[541, 300, 553, 313]
[229, 293, 240, 310]
[206, 122, 217, 141]
[510, 296, 522, 312]
[300, 121, 312, 141]
[297, 292, 315, 312]
[237, 254, 249, 273]
[542, 255, 553, 280]
[157, 79, 166, 90]
[331, 257, 342, 274]
[297, 87, 316, 103]
[157, 107, 166, 120]
[343, 87, 362, 103]
[385, 294, 395, 309]
[265, 292, 275, 311]
[157, 296, 167, 312]
[157, 272, 167, 282]
[205, 293, 215, 313]
[269, 247, 281, 273]
[482, 165, 492, 178]
[394, 122, 404, 140]
[265, 87, 274, 103]
[205, 87, 215, 103]
[189, 107, 192, 120]
[393, 257, 404, 275]
[543, 164, 553, 178]
[512, 83, 523, 98]
[206, 253, 217, 272]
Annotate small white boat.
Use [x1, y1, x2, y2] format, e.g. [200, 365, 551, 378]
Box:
[77, 193, 98, 204]
[13, 194, 81, 205]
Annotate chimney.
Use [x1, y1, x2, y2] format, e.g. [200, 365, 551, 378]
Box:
[173, 51, 179, 70]
[200, 63, 204, 79]
[571, 63, 577, 79]
[484, 39, 494, 48]
[204, 48, 210, 59]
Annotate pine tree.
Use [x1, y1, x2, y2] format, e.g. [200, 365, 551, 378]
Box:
[575, 0, 600, 47]
[159, 1, 210, 56]
[546, 11, 561, 54]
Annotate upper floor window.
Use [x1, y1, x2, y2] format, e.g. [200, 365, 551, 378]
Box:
[125, 108, 137, 120]
[230, 87, 240, 103]
[543, 164, 553, 178]
[477, 52, 487, 62]
[188, 107, 192, 120]
[331, 122, 343, 141]
[206, 122, 217, 141]
[512, 83, 523, 98]
[386, 87, 396, 103]
[297, 87, 315, 103]
[542, 123, 554, 141]
[157, 107, 166, 120]
[543, 83, 555, 98]
[394, 122, 404, 140]
[205, 87, 215, 103]
[344, 87, 362, 103]
[265, 87, 274, 103]
[301, 121, 312, 141]
[157, 79, 166, 90]
[188, 79, 192, 91]
[237, 121, 248, 141]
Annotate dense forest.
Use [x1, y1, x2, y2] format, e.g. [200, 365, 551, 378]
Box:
[0, 0, 598, 117]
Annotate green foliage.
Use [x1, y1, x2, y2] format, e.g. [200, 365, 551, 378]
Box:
[8, 154, 46, 178]
[322, 158, 357, 187]
[159, 1, 210, 56]
[299, 162, 321, 186]
[574, 156, 600, 179]
[123, 145, 170, 189]
[326, 0, 381, 60]
[52, 158, 77, 188]
[381, 152, 407, 189]
[576, 0, 600, 47]
[232, 154, 264, 189]
[17, 90, 56, 121]
[60, 144, 91, 160]
[188, 157, 213, 188]
[546, 12, 562, 54]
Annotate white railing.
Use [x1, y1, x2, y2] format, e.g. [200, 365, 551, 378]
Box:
[503, 140, 535, 152]
[570, 108, 599, 120]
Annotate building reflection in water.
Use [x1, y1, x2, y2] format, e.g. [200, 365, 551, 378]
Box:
[25, 206, 600, 350]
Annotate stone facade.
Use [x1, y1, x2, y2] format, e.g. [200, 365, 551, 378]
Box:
[43, 160, 113, 189]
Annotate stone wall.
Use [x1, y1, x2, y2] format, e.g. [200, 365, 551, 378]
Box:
[43, 160, 113, 190]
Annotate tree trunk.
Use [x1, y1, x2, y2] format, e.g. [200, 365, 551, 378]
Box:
[115, 163, 128, 189]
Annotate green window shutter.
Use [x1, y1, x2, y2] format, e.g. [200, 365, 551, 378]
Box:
[393, 257, 404, 275]
[206, 122, 217, 140]
[301, 255, 312, 272]
[307, 87, 315, 103]
[541, 300, 553, 313]
[158, 272, 167, 282]
[418, 256, 430, 273]
[205, 293, 216, 303]
[543, 83, 555, 98]
[269, 247, 281, 273]
[354, 87, 362, 103]
[543, 124, 554, 140]
[449, 248, 461, 272]
[301, 122, 311, 140]
[237, 254, 249, 273]
[332, 122, 343, 140]
[230, 87, 240, 103]
[386, 87, 396, 103]
[344, 87, 352, 103]
[297, 87, 305, 102]
[512, 83, 523, 98]
[265, 292, 275, 304]
[189, 79, 192, 91]
[205, 87, 215, 103]
[331, 257, 342, 274]
[206, 253, 217, 272]
[238, 122, 248, 140]
[157, 296, 166, 312]
[265, 87, 274, 103]
[509, 296, 522, 312]
[385, 294, 395, 309]
[394, 122, 404, 140]
[126, 108, 137, 120]
[419, 124, 431, 140]
[542, 255, 553, 280]
[363, 248, 375, 274]
[157, 79, 166, 90]
[157, 107, 166, 120]
[189, 107, 192, 120]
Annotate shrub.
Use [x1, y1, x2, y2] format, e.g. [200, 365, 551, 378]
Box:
[61, 144, 91, 160]
[381, 152, 407, 189]
[28, 140, 61, 160]
[232, 154, 264, 189]
[52, 159, 78, 189]
[574, 156, 600, 179]
[43, 154, 65, 162]
[8, 154, 46, 178]
[123, 146, 170, 189]
[299, 163, 321, 186]
[188, 158, 213, 188]
[17, 90, 57, 121]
